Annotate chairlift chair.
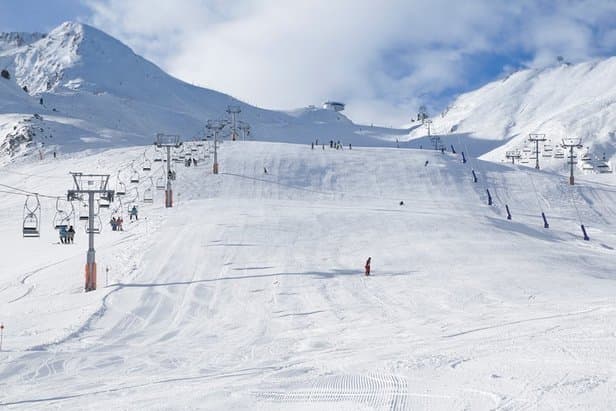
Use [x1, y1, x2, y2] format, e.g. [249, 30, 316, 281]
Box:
[156, 176, 165, 190]
[116, 181, 127, 196]
[53, 198, 75, 229]
[143, 188, 154, 203]
[130, 172, 140, 183]
[85, 214, 102, 234]
[23, 214, 40, 237]
[79, 201, 89, 221]
[22, 195, 41, 237]
[142, 159, 152, 171]
[596, 162, 611, 173]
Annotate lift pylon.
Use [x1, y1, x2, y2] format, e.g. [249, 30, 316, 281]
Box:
[67, 173, 114, 292]
[154, 134, 182, 207]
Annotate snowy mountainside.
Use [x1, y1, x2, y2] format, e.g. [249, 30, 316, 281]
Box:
[0, 32, 45, 52]
[0, 22, 409, 162]
[409, 58, 616, 167]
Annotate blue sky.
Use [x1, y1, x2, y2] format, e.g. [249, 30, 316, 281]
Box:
[0, 0, 90, 32]
[2, 0, 616, 126]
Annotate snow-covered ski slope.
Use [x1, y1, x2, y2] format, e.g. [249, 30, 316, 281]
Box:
[1, 141, 616, 410]
[408, 57, 616, 165]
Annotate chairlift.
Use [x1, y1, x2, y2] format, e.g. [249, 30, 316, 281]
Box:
[596, 162, 611, 173]
[22, 194, 41, 238]
[143, 188, 154, 203]
[111, 196, 124, 218]
[156, 176, 165, 190]
[53, 198, 75, 229]
[116, 181, 126, 196]
[582, 162, 594, 171]
[79, 201, 89, 221]
[142, 178, 154, 203]
[142, 159, 152, 171]
[99, 196, 111, 209]
[130, 172, 140, 183]
[85, 214, 102, 234]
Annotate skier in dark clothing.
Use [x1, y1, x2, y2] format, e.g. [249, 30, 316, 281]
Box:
[67, 226, 75, 244]
[59, 226, 68, 244]
[365, 257, 371, 276]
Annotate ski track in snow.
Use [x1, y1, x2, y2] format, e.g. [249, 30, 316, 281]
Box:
[1, 142, 616, 410]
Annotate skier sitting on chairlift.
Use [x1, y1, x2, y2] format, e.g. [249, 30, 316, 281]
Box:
[67, 226, 75, 244]
[59, 226, 68, 244]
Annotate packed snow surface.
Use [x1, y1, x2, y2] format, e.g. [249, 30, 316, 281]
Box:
[1, 141, 616, 410]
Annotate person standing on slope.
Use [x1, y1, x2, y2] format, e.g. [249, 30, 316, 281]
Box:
[130, 206, 138, 221]
[365, 257, 371, 276]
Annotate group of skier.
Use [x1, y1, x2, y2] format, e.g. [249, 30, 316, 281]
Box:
[109, 216, 124, 231]
[58, 226, 75, 244]
[310, 139, 351, 151]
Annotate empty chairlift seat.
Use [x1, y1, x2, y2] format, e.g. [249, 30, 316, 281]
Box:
[116, 181, 126, 196]
[143, 188, 153, 203]
[22, 195, 41, 238]
[23, 214, 40, 237]
[142, 159, 152, 171]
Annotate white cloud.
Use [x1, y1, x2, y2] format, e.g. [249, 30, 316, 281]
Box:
[84, 0, 616, 126]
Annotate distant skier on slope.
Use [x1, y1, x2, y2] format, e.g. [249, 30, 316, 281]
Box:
[130, 206, 138, 221]
[365, 257, 371, 276]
